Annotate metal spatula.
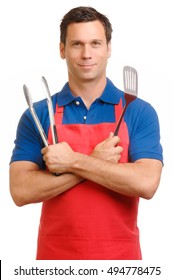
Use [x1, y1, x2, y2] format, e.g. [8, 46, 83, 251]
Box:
[114, 66, 138, 135]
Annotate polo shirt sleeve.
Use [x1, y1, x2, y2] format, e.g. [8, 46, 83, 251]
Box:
[10, 108, 46, 169]
[128, 100, 163, 163]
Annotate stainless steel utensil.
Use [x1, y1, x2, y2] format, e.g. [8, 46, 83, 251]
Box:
[23, 84, 49, 146]
[114, 66, 138, 135]
[41, 76, 58, 144]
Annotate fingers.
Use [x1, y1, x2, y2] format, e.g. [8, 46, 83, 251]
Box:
[41, 142, 75, 174]
[108, 131, 114, 138]
[41, 142, 66, 155]
[106, 132, 121, 147]
[115, 145, 123, 154]
[41, 147, 47, 155]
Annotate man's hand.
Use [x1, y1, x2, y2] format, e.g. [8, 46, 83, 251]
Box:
[41, 142, 75, 174]
[91, 132, 123, 163]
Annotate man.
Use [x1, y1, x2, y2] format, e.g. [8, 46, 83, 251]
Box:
[10, 6, 163, 260]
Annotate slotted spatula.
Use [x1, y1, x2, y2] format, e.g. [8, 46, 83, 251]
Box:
[114, 66, 138, 135]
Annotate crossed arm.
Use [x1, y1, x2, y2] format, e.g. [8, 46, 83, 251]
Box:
[10, 133, 162, 206]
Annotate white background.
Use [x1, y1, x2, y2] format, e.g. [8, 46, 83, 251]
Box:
[0, 0, 172, 277]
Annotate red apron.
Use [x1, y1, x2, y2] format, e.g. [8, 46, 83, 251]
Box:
[36, 100, 141, 260]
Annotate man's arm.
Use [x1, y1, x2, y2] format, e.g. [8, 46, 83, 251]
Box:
[9, 133, 122, 206]
[9, 161, 84, 206]
[42, 134, 163, 200]
[69, 156, 162, 199]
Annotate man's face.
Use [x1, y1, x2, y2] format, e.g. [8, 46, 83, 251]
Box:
[60, 20, 111, 83]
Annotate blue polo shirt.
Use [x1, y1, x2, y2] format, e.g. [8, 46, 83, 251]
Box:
[11, 78, 163, 169]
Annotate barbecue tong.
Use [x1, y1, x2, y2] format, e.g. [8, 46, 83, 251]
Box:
[23, 77, 58, 147]
[41, 76, 58, 144]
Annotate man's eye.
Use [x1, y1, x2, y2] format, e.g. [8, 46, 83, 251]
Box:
[72, 42, 80, 46]
[92, 41, 101, 46]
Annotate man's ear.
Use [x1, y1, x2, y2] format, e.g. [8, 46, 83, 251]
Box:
[59, 42, 65, 59]
[107, 42, 111, 58]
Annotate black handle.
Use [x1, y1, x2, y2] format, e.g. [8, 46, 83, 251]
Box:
[114, 107, 126, 136]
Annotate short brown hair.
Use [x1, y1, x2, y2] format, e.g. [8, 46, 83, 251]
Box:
[60, 6, 113, 45]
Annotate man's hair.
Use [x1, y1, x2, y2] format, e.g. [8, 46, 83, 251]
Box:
[60, 6, 113, 45]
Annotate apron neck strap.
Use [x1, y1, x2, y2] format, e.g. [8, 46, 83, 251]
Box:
[55, 104, 64, 124]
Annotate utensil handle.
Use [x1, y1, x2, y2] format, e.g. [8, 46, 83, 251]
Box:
[114, 107, 126, 136]
[53, 124, 58, 144]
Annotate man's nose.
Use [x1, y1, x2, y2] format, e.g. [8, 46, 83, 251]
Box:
[81, 45, 92, 59]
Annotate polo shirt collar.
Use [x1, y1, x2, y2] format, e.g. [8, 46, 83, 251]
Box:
[57, 78, 122, 106]
[56, 83, 76, 106]
[100, 78, 122, 104]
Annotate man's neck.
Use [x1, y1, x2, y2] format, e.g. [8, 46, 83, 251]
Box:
[68, 77, 107, 109]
